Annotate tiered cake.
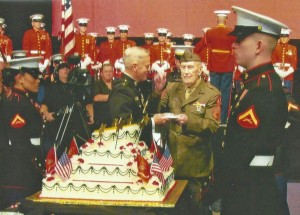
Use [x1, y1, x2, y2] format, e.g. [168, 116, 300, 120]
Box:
[40, 124, 175, 202]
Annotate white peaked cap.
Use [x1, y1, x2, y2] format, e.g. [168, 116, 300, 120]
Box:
[12, 50, 28, 58]
[118, 25, 130, 31]
[30, 14, 44, 20]
[281, 28, 291, 35]
[51, 54, 62, 62]
[167, 32, 173, 37]
[76, 18, 90, 24]
[144, 33, 155, 38]
[229, 6, 288, 38]
[183, 34, 195, 40]
[9, 57, 43, 69]
[88, 32, 98, 37]
[106, 26, 117, 32]
[214, 10, 231, 17]
[157, 28, 168, 34]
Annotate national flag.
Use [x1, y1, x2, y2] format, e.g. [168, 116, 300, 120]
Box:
[159, 144, 173, 172]
[61, 0, 75, 58]
[54, 152, 72, 181]
[149, 140, 162, 159]
[45, 145, 57, 174]
[136, 153, 150, 183]
[68, 136, 79, 158]
[150, 154, 165, 185]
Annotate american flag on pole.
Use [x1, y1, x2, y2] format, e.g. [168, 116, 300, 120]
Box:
[61, 0, 75, 58]
[159, 144, 173, 172]
[55, 152, 72, 181]
[150, 154, 165, 185]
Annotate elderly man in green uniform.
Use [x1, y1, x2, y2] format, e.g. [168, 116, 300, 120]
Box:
[220, 6, 289, 215]
[159, 50, 221, 214]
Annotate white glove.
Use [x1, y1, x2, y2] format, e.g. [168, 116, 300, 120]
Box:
[114, 58, 125, 72]
[80, 60, 87, 69]
[83, 55, 92, 67]
[0, 57, 3, 62]
[151, 61, 170, 77]
[96, 62, 102, 69]
[201, 63, 210, 75]
[274, 66, 294, 78]
[6, 55, 11, 61]
[39, 59, 50, 72]
[237, 65, 245, 73]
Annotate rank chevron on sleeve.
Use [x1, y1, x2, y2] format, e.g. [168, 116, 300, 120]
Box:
[237, 105, 260, 128]
[10, 113, 26, 128]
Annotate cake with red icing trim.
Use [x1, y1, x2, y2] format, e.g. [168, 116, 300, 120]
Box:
[40, 124, 175, 202]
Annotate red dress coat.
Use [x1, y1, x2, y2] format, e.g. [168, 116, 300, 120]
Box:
[205, 24, 236, 72]
[22, 29, 52, 61]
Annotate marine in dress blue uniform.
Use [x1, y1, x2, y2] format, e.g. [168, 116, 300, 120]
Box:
[220, 6, 289, 215]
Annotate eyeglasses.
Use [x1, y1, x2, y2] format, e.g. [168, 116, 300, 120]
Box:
[107, 32, 115, 35]
[120, 30, 128, 33]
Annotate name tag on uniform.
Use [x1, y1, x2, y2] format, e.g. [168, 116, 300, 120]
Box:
[250, 155, 274, 167]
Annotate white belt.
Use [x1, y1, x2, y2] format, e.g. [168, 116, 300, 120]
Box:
[30, 138, 41, 146]
[8, 138, 41, 146]
[250, 155, 274, 167]
[30, 50, 45, 54]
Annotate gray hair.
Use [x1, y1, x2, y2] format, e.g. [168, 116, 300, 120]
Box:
[123, 47, 149, 69]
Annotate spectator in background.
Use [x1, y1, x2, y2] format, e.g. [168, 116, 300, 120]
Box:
[204, 10, 236, 124]
[272, 28, 298, 94]
[93, 62, 114, 127]
[22, 14, 52, 74]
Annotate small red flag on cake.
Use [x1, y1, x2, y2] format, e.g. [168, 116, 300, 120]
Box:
[45, 146, 57, 174]
[136, 153, 150, 183]
[68, 137, 79, 158]
[149, 140, 162, 159]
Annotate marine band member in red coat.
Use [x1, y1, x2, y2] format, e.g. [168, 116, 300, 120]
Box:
[272, 28, 298, 93]
[141, 33, 155, 51]
[0, 18, 13, 62]
[113, 25, 136, 78]
[22, 14, 52, 73]
[150, 28, 175, 77]
[204, 10, 236, 124]
[99, 26, 117, 65]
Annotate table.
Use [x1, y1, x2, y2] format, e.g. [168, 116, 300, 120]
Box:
[18, 180, 188, 215]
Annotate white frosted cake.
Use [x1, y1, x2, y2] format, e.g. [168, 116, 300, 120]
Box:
[40, 124, 175, 202]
